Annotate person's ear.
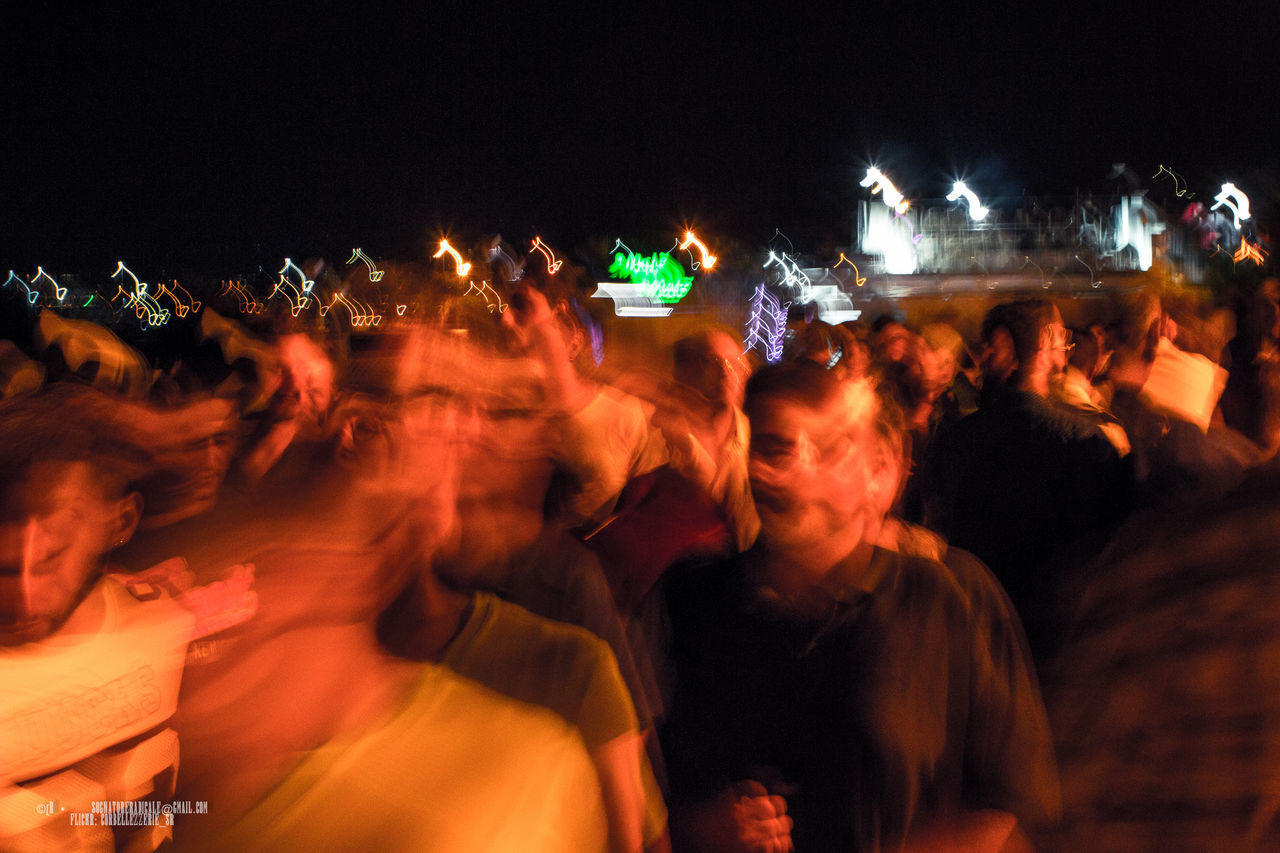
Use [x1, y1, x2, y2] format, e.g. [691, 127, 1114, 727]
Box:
[109, 492, 144, 550]
[866, 436, 905, 515]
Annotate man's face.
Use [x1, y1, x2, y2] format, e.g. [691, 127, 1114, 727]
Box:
[678, 333, 748, 409]
[1039, 308, 1072, 376]
[876, 322, 911, 363]
[138, 399, 238, 520]
[275, 334, 334, 427]
[748, 392, 877, 550]
[0, 462, 121, 644]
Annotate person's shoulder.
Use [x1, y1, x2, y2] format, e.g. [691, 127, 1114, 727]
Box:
[1029, 394, 1115, 445]
[480, 591, 614, 660]
[874, 546, 968, 607]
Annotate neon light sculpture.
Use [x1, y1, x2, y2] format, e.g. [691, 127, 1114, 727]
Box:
[434, 240, 471, 277]
[608, 248, 694, 304]
[5, 270, 40, 305]
[31, 267, 67, 302]
[466, 280, 507, 313]
[487, 237, 525, 282]
[743, 284, 786, 364]
[591, 282, 674, 317]
[833, 253, 867, 286]
[220, 280, 263, 315]
[1234, 237, 1266, 265]
[764, 251, 811, 302]
[946, 181, 990, 221]
[347, 248, 384, 281]
[679, 230, 717, 270]
[1212, 183, 1252, 228]
[530, 236, 563, 274]
[111, 261, 169, 326]
[861, 167, 910, 214]
[269, 258, 315, 316]
[158, 280, 201, 318]
[1153, 164, 1194, 198]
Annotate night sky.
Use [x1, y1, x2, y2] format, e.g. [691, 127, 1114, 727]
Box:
[4, 2, 1278, 276]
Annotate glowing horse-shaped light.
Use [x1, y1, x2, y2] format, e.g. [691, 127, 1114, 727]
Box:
[434, 240, 471, 277]
[946, 181, 990, 221]
[1212, 182, 1252, 228]
[347, 248, 384, 282]
[679, 230, 717, 270]
[861, 167, 910, 215]
[530, 236, 563, 274]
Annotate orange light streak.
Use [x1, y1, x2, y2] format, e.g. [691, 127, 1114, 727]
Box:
[679, 230, 717, 270]
[530, 236, 563, 274]
[434, 240, 471, 277]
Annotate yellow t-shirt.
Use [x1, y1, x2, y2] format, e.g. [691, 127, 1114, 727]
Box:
[203, 663, 608, 853]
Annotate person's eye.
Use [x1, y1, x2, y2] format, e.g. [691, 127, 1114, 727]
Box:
[753, 443, 797, 465]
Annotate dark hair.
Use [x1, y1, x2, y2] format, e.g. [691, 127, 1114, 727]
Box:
[0, 385, 147, 497]
[983, 298, 1058, 365]
[872, 314, 904, 334]
[744, 359, 843, 416]
[745, 360, 903, 478]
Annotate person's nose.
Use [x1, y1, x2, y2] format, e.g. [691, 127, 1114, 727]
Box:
[0, 519, 42, 609]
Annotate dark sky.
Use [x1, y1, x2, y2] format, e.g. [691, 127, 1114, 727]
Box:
[4, 1, 1278, 275]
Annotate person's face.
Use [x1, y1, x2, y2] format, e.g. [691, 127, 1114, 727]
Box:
[275, 335, 334, 426]
[1038, 308, 1072, 376]
[876, 323, 911, 363]
[456, 382, 558, 513]
[0, 461, 128, 645]
[679, 333, 748, 409]
[140, 399, 238, 519]
[748, 394, 877, 550]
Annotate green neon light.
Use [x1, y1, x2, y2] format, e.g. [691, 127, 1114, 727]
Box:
[608, 251, 693, 304]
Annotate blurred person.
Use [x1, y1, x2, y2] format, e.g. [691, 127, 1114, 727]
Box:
[161, 327, 609, 851]
[584, 326, 749, 606]
[0, 339, 44, 398]
[837, 320, 873, 378]
[922, 297, 1131, 668]
[335, 331, 665, 852]
[1104, 292, 1255, 509]
[879, 327, 964, 525]
[418, 316, 659, 715]
[1041, 469, 1280, 852]
[658, 328, 757, 552]
[380, 540, 659, 853]
[236, 332, 335, 484]
[1055, 323, 1129, 456]
[193, 308, 283, 415]
[31, 310, 153, 398]
[794, 321, 854, 374]
[871, 314, 911, 364]
[116, 395, 241, 530]
[1061, 324, 1111, 406]
[502, 284, 665, 528]
[0, 386, 254, 852]
[975, 301, 1021, 391]
[400, 323, 669, 849]
[920, 323, 966, 393]
[662, 361, 1059, 852]
[1222, 279, 1280, 452]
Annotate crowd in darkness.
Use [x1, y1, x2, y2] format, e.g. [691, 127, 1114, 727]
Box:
[5, 269, 1280, 852]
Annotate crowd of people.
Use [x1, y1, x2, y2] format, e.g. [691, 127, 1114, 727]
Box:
[4, 270, 1280, 852]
